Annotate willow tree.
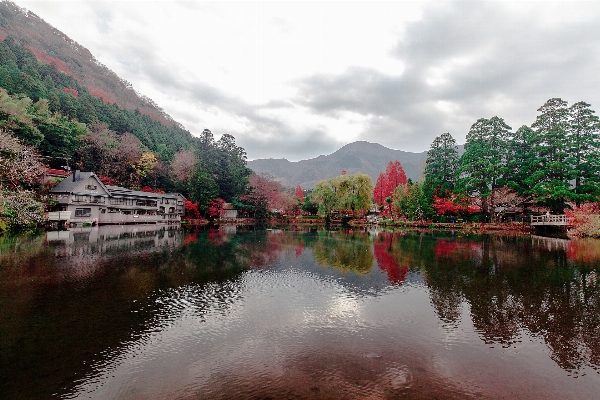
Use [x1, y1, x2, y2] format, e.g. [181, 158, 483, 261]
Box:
[313, 172, 373, 220]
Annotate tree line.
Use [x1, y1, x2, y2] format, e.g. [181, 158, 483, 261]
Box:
[425, 98, 600, 220]
[0, 36, 254, 231]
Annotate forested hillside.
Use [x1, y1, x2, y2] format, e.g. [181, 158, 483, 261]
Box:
[0, 1, 176, 125]
[0, 18, 252, 231]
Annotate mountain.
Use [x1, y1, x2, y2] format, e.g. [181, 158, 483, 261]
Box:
[248, 141, 428, 189]
[0, 1, 176, 127]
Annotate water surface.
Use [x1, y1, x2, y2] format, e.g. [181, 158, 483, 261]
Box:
[1, 225, 599, 399]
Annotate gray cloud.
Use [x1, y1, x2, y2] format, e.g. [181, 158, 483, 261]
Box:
[88, 0, 600, 160]
[293, 1, 600, 151]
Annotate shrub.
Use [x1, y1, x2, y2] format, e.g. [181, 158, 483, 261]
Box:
[565, 203, 600, 238]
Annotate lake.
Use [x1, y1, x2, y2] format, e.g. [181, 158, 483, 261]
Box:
[1, 225, 599, 399]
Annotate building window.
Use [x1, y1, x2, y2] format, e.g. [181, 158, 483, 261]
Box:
[75, 208, 91, 217]
[86, 185, 97, 190]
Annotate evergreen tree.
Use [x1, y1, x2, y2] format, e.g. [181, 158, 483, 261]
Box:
[424, 132, 459, 197]
[457, 117, 511, 219]
[530, 98, 571, 211]
[568, 101, 600, 205]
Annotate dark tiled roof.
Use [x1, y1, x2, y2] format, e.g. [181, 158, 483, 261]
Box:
[50, 172, 95, 193]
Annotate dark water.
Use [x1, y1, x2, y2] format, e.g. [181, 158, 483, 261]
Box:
[1, 225, 599, 399]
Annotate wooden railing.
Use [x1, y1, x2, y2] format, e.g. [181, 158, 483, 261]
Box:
[530, 214, 568, 226]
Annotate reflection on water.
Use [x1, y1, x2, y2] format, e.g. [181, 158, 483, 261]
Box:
[1, 227, 599, 399]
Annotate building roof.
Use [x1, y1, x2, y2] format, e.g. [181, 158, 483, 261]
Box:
[50, 171, 97, 193]
[50, 171, 186, 201]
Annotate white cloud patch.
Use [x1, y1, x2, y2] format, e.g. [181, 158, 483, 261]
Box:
[13, 0, 600, 160]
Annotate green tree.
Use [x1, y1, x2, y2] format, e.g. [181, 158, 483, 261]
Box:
[458, 117, 511, 220]
[501, 125, 539, 210]
[393, 181, 433, 221]
[530, 98, 571, 211]
[424, 132, 459, 196]
[568, 101, 600, 205]
[312, 180, 337, 222]
[331, 172, 373, 216]
[187, 163, 219, 213]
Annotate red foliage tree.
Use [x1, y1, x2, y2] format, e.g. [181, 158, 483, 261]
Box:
[99, 175, 116, 186]
[373, 173, 387, 206]
[207, 198, 225, 218]
[373, 161, 408, 207]
[140, 186, 154, 193]
[184, 200, 201, 219]
[294, 185, 305, 201]
[432, 195, 481, 216]
[385, 161, 407, 194]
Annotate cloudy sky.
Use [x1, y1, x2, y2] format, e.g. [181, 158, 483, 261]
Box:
[13, 0, 600, 161]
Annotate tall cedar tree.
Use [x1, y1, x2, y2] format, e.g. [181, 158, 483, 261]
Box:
[568, 101, 600, 205]
[458, 117, 511, 220]
[424, 132, 459, 197]
[530, 98, 571, 211]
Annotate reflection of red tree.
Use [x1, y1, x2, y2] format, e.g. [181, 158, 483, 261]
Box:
[567, 240, 600, 264]
[183, 229, 198, 246]
[295, 241, 305, 257]
[208, 228, 228, 246]
[434, 239, 460, 257]
[374, 233, 408, 284]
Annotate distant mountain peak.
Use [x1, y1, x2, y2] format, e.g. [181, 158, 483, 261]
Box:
[248, 141, 428, 189]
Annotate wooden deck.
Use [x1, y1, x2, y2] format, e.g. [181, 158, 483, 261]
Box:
[530, 214, 570, 226]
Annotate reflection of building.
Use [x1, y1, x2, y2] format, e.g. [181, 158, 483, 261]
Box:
[48, 171, 185, 226]
[221, 203, 238, 219]
[47, 224, 183, 253]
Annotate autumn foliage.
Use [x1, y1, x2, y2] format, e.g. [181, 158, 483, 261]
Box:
[207, 198, 225, 218]
[294, 185, 305, 201]
[373, 161, 408, 206]
[565, 203, 600, 237]
[373, 231, 409, 284]
[432, 195, 480, 216]
[184, 200, 201, 219]
[98, 175, 116, 186]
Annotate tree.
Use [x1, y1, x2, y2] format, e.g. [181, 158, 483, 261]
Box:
[567, 101, 600, 205]
[385, 161, 407, 194]
[187, 163, 219, 213]
[424, 132, 459, 196]
[171, 149, 197, 187]
[240, 173, 282, 218]
[294, 184, 305, 201]
[0, 129, 45, 231]
[501, 125, 539, 206]
[133, 151, 158, 179]
[530, 98, 571, 211]
[312, 179, 337, 222]
[0, 128, 45, 189]
[393, 181, 432, 221]
[332, 172, 373, 216]
[372, 161, 407, 211]
[373, 173, 387, 206]
[458, 117, 511, 220]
